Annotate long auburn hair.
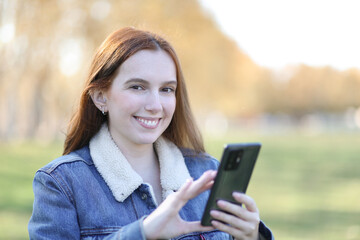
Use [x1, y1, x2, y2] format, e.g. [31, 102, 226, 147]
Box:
[63, 27, 204, 155]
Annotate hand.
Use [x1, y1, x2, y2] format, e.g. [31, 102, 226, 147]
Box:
[210, 192, 260, 240]
[143, 170, 216, 239]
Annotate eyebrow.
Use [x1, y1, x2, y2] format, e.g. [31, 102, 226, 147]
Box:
[124, 78, 177, 86]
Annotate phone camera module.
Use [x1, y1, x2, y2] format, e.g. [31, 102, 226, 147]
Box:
[225, 150, 244, 170]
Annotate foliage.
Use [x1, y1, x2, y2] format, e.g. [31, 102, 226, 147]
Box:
[265, 66, 360, 114]
[1, 0, 360, 140]
[1, 132, 359, 239]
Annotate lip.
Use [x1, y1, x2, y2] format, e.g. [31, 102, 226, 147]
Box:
[134, 116, 161, 129]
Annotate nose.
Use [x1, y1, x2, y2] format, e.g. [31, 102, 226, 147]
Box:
[144, 91, 162, 113]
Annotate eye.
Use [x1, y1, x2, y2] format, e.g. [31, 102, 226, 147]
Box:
[162, 87, 176, 93]
[130, 85, 144, 90]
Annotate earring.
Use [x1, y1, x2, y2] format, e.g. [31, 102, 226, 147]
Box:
[100, 106, 106, 115]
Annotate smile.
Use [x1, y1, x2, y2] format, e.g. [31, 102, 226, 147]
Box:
[134, 117, 161, 129]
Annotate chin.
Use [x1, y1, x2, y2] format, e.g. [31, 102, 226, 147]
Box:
[135, 135, 161, 145]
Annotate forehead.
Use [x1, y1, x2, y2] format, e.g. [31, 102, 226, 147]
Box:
[115, 49, 177, 82]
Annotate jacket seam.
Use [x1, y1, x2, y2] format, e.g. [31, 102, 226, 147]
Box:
[36, 156, 93, 204]
[51, 170, 75, 204]
[41, 154, 93, 174]
[37, 170, 75, 204]
[130, 194, 139, 219]
[80, 226, 121, 236]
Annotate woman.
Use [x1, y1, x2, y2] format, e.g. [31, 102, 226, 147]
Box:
[28, 27, 273, 240]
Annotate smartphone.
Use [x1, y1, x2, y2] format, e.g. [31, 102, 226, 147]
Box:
[201, 143, 261, 226]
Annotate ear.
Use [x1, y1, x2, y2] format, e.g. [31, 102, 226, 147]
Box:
[90, 89, 107, 112]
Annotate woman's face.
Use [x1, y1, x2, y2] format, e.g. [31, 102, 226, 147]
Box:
[104, 49, 177, 149]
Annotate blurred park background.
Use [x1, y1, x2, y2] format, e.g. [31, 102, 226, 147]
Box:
[0, 0, 359, 239]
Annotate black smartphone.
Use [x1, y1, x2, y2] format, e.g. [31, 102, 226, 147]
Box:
[201, 143, 261, 226]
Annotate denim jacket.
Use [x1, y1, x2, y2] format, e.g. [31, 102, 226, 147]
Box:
[29, 125, 273, 240]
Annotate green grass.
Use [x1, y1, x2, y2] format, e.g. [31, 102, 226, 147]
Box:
[0, 141, 63, 240]
[205, 130, 360, 240]
[1, 131, 360, 239]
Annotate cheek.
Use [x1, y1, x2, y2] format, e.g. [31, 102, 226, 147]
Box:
[165, 97, 176, 116]
[108, 94, 140, 116]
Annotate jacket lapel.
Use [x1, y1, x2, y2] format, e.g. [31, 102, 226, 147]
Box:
[89, 124, 191, 202]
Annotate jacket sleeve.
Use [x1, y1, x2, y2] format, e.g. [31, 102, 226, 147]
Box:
[28, 171, 147, 240]
[28, 171, 81, 239]
[102, 216, 147, 240]
[258, 220, 274, 240]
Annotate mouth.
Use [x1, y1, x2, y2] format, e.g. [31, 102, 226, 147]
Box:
[134, 116, 161, 129]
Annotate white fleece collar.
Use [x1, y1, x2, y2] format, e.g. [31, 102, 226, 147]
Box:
[89, 124, 191, 202]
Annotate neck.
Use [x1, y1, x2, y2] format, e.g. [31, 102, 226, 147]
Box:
[126, 147, 158, 174]
[109, 134, 162, 203]
[108, 133, 158, 173]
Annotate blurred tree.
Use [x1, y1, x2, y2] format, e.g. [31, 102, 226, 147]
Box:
[0, 0, 360, 141]
[0, 0, 264, 140]
[273, 65, 360, 115]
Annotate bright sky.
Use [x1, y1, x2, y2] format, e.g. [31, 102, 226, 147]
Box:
[199, 0, 360, 70]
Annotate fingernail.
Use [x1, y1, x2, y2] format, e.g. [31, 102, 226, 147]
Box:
[210, 210, 218, 217]
[233, 192, 243, 198]
[216, 200, 226, 207]
[211, 220, 219, 226]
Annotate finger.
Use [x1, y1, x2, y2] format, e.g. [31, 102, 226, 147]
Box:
[163, 178, 193, 212]
[214, 200, 260, 229]
[216, 200, 249, 220]
[211, 215, 259, 238]
[167, 171, 216, 211]
[193, 170, 217, 188]
[182, 170, 216, 199]
[232, 192, 259, 213]
[211, 220, 245, 239]
[210, 209, 249, 231]
[177, 178, 193, 196]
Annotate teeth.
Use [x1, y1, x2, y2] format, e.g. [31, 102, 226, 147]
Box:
[137, 118, 158, 126]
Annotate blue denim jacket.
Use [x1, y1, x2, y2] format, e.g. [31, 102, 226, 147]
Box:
[28, 144, 273, 240]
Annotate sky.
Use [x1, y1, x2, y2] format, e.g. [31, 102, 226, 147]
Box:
[199, 0, 360, 71]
